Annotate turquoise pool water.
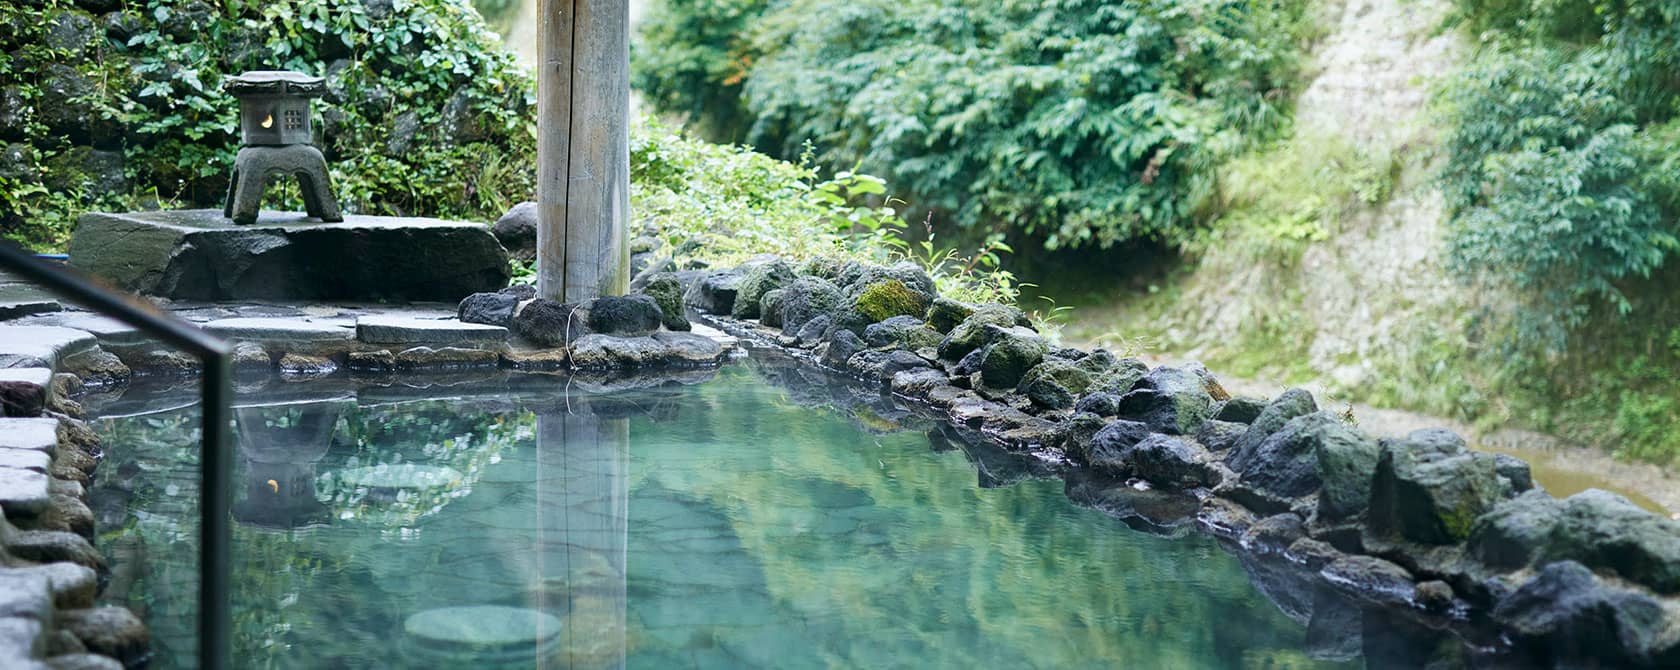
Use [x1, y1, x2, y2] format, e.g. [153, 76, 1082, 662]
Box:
[91, 361, 1365, 669]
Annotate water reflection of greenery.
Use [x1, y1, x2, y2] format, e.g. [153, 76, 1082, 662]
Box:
[98, 368, 1350, 668]
[95, 400, 529, 668]
[624, 365, 1348, 668]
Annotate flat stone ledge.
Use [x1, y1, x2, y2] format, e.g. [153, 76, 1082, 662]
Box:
[0, 468, 51, 517]
[0, 328, 97, 371]
[356, 315, 507, 348]
[0, 419, 58, 456]
[68, 209, 510, 302]
[8, 315, 145, 350]
[0, 450, 51, 474]
[201, 317, 356, 355]
[0, 281, 62, 322]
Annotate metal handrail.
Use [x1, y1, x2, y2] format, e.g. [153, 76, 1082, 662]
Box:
[0, 243, 232, 670]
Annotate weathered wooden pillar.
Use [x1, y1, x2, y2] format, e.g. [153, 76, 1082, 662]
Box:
[536, 0, 631, 302]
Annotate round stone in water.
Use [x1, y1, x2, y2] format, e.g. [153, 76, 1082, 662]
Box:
[403, 605, 561, 659]
[335, 464, 462, 490]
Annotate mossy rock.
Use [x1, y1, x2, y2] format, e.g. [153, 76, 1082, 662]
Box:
[925, 297, 976, 333]
[732, 259, 797, 319]
[936, 304, 1033, 361]
[637, 273, 690, 331]
[760, 288, 787, 328]
[977, 325, 1048, 389]
[852, 279, 930, 323]
[1017, 360, 1094, 410]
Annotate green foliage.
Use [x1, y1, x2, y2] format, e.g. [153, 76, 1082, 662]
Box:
[631, 0, 766, 142]
[635, 0, 1314, 250]
[1198, 132, 1397, 264]
[1440, 1, 1680, 358]
[0, 0, 535, 250]
[629, 115, 1024, 305]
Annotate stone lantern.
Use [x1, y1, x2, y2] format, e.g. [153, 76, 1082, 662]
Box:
[221, 70, 343, 225]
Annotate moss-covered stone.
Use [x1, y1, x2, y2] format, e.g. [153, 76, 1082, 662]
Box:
[925, 297, 976, 333]
[732, 259, 797, 319]
[1017, 360, 1094, 410]
[638, 273, 690, 331]
[936, 304, 1032, 361]
[1366, 429, 1502, 546]
[780, 276, 844, 334]
[863, 315, 941, 350]
[759, 289, 787, 329]
[852, 279, 930, 324]
[977, 326, 1048, 389]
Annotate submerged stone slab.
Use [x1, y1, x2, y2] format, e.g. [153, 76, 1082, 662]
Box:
[68, 209, 510, 302]
[355, 315, 507, 347]
[0, 327, 96, 370]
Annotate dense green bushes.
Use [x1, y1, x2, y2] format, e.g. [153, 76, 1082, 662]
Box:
[1439, 0, 1680, 462]
[1440, 18, 1680, 357]
[0, 0, 535, 250]
[635, 0, 1314, 250]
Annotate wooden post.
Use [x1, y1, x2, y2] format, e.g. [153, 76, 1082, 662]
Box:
[536, 0, 631, 302]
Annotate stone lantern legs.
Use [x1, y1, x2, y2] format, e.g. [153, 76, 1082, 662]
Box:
[222, 144, 343, 225]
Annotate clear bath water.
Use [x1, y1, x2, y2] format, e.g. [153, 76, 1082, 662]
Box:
[91, 361, 1362, 669]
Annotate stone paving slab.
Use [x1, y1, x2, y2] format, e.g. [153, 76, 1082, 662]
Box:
[0, 327, 96, 371]
[0, 450, 51, 474]
[201, 317, 357, 354]
[8, 315, 145, 348]
[0, 283, 61, 322]
[0, 419, 59, 455]
[356, 315, 507, 347]
[0, 570, 50, 621]
[0, 468, 50, 517]
[0, 564, 96, 610]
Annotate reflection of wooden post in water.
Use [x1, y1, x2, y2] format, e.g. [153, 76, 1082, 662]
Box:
[536, 407, 628, 669]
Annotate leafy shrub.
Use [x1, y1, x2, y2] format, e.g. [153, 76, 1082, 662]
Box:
[635, 0, 1313, 250]
[0, 0, 534, 250]
[1440, 3, 1680, 358]
[629, 114, 1024, 305]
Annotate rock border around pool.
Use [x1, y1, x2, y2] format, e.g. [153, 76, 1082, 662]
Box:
[0, 290, 738, 387]
[0, 368, 143, 670]
[670, 255, 1680, 668]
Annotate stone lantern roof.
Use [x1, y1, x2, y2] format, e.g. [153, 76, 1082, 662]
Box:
[222, 70, 328, 98]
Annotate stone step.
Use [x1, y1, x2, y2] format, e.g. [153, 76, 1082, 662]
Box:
[0, 419, 59, 457]
[0, 468, 51, 518]
[0, 280, 62, 322]
[356, 315, 507, 348]
[201, 317, 356, 355]
[0, 328, 96, 372]
[7, 314, 147, 352]
[0, 369, 53, 418]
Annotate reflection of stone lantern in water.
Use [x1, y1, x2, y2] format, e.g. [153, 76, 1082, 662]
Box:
[221, 71, 344, 225]
[232, 400, 350, 531]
